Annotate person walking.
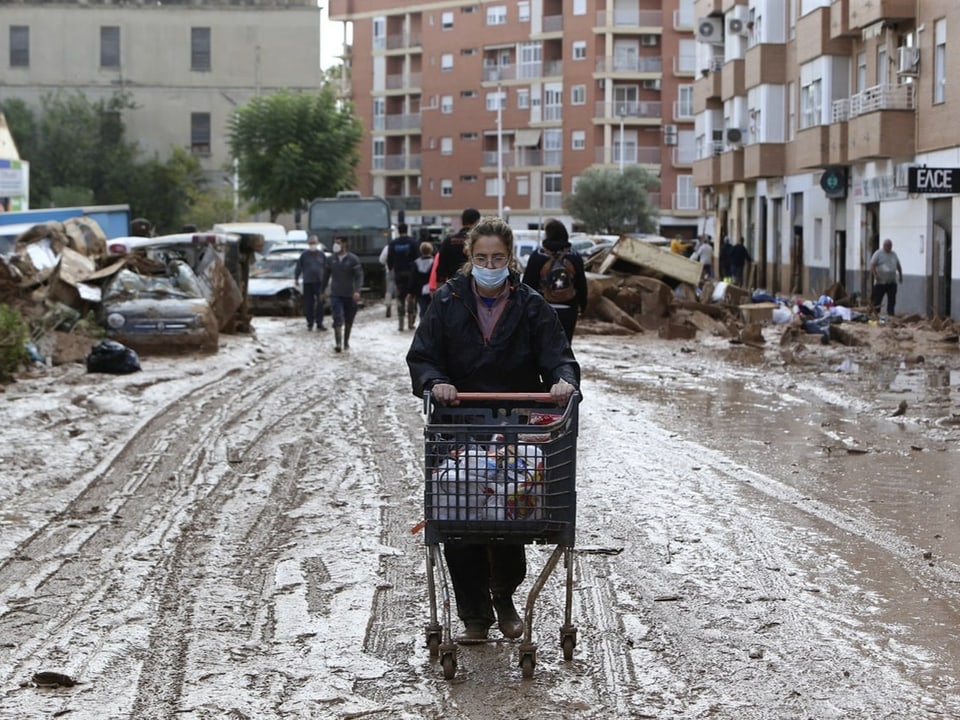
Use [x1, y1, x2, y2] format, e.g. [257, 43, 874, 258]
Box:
[718, 235, 733, 281]
[327, 235, 364, 352]
[379, 243, 395, 319]
[294, 234, 330, 331]
[521, 219, 588, 344]
[869, 238, 903, 317]
[434, 208, 481, 287]
[387, 223, 420, 331]
[729, 238, 752, 287]
[691, 234, 714, 279]
[410, 241, 435, 324]
[407, 215, 580, 641]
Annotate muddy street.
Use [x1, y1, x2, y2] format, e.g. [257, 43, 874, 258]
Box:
[1, 310, 959, 719]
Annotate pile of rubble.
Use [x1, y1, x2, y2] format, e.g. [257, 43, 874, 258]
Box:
[578, 236, 960, 353]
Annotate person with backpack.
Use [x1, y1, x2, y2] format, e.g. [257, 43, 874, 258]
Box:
[434, 208, 481, 287]
[521, 219, 588, 343]
[387, 223, 420, 331]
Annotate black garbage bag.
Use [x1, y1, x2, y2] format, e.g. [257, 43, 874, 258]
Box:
[86, 340, 142, 374]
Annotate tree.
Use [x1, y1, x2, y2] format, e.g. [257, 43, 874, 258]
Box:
[563, 166, 659, 235]
[229, 88, 363, 222]
[0, 98, 38, 162]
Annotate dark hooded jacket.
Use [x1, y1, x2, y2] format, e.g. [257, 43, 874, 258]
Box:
[406, 272, 580, 398]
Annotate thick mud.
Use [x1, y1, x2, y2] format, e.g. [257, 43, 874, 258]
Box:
[0, 310, 957, 719]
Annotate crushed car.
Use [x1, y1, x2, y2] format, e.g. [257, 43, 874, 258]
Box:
[99, 256, 219, 354]
[248, 250, 302, 316]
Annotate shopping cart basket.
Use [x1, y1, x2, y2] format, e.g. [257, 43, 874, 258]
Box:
[420, 391, 579, 679]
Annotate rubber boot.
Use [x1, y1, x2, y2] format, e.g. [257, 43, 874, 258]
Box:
[398, 308, 405, 331]
[385, 304, 391, 318]
[334, 326, 342, 353]
[344, 323, 352, 350]
[406, 297, 418, 330]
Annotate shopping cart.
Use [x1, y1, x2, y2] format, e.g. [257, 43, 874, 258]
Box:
[420, 391, 580, 679]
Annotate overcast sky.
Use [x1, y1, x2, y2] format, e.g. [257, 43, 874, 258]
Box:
[320, 6, 351, 71]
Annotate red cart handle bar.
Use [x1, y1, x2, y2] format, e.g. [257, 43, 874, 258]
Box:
[454, 392, 555, 402]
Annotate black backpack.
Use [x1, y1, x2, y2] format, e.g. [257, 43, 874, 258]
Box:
[539, 250, 577, 304]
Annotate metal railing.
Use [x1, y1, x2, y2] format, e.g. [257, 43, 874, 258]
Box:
[594, 147, 661, 164]
[831, 98, 851, 123]
[848, 83, 916, 117]
[595, 101, 663, 120]
[543, 15, 563, 32]
[385, 73, 422, 90]
[385, 32, 421, 50]
[381, 154, 421, 170]
[595, 56, 663, 73]
[595, 9, 663, 27]
[383, 113, 421, 131]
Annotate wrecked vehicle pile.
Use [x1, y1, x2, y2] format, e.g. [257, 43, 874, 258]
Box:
[0, 220, 262, 368]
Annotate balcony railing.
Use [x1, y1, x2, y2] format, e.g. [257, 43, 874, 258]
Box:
[673, 192, 700, 211]
[673, 101, 694, 120]
[596, 9, 663, 27]
[380, 154, 421, 171]
[596, 101, 663, 120]
[483, 65, 515, 82]
[543, 15, 563, 32]
[385, 73, 422, 90]
[595, 146, 661, 164]
[831, 98, 851, 123]
[479, 150, 563, 167]
[382, 113, 421, 131]
[848, 83, 915, 117]
[385, 32, 421, 50]
[595, 56, 663, 73]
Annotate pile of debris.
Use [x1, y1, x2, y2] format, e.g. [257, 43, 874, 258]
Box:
[579, 236, 960, 351]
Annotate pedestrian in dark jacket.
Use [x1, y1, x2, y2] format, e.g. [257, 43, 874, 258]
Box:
[729, 238, 752, 287]
[387, 223, 420, 331]
[410, 241, 435, 323]
[407, 215, 580, 642]
[521, 219, 588, 344]
[718, 235, 733, 280]
[294, 235, 330, 331]
[434, 207, 481, 286]
[327, 235, 364, 352]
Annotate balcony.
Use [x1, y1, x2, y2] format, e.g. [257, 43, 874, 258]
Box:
[848, 0, 915, 31]
[595, 56, 663, 75]
[846, 84, 916, 160]
[595, 9, 663, 30]
[375, 154, 421, 172]
[744, 44, 787, 88]
[743, 143, 785, 179]
[594, 146, 662, 165]
[542, 15, 563, 33]
[719, 148, 744, 184]
[828, 122, 848, 164]
[830, 0, 857, 39]
[720, 59, 744, 101]
[794, 124, 830, 168]
[796, 6, 851, 64]
[384, 73, 422, 91]
[694, 69, 722, 107]
[385, 33, 422, 51]
[480, 149, 563, 168]
[692, 155, 720, 187]
[595, 100, 663, 122]
[379, 113, 422, 132]
[385, 195, 421, 211]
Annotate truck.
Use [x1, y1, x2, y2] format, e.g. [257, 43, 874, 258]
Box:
[307, 192, 392, 294]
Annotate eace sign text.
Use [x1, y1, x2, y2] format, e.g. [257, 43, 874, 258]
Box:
[908, 167, 960, 194]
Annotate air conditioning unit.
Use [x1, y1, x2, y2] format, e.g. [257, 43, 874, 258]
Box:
[726, 127, 743, 144]
[897, 46, 920, 75]
[663, 124, 678, 145]
[727, 17, 748, 35]
[641, 34, 659, 47]
[696, 17, 724, 44]
[642, 79, 662, 90]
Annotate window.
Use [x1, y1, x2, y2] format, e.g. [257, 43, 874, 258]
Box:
[543, 128, 562, 164]
[676, 85, 694, 118]
[934, 19, 946, 104]
[543, 173, 563, 208]
[518, 2, 530, 22]
[191, 27, 211, 71]
[372, 138, 385, 170]
[9, 26, 29, 67]
[573, 0, 586, 15]
[877, 46, 888, 85]
[486, 91, 506, 111]
[441, 11, 454, 29]
[677, 39, 696, 74]
[571, 130, 586, 150]
[441, 53, 454, 71]
[544, 85, 563, 121]
[460, 89, 478, 98]
[517, 176, 529, 195]
[517, 89, 530, 109]
[441, 179, 453, 197]
[440, 137, 453, 155]
[487, 5, 507, 25]
[787, 81, 796, 140]
[571, 85, 586, 105]
[460, 175, 477, 183]
[676, 176, 697, 210]
[485, 177, 501, 196]
[461, 48, 478, 56]
[800, 78, 822, 129]
[100, 26, 120, 68]
[190, 112, 211, 155]
[441, 95, 454, 114]
[373, 98, 385, 130]
[460, 132, 478, 140]
[856, 51, 867, 93]
[572, 41, 587, 60]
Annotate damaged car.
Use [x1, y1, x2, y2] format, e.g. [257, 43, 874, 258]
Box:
[100, 257, 219, 353]
[248, 250, 302, 316]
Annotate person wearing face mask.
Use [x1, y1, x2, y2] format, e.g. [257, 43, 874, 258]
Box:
[406, 215, 580, 642]
[326, 236, 364, 352]
[294, 234, 331, 331]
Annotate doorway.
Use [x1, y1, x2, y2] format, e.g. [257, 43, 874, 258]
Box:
[930, 198, 953, 318]
[790, 192, 803, 294]
[862, 202, 880, 302]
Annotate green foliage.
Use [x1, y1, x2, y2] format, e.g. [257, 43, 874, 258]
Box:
[0, 98, 37, 161]
[563, 166, 660, 235]
[229, 88, 363, 221]
[185, 184, 239, 231]
[0, 304, 29, 381]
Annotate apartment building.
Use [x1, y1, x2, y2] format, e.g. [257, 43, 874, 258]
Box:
[0, 1, 323, 192]
[693, 0, 960, 320]
[330, 0, 702, 236]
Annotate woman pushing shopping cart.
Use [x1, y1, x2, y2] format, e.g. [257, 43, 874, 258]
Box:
[406, 215, 581, 679]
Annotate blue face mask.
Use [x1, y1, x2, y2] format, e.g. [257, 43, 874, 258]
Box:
[473, 265, 510, 289]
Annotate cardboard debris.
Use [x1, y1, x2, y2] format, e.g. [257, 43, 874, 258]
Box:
[601, 236, 704, 287]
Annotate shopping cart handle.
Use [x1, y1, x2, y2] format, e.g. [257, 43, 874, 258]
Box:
[454, 392, 555, 402]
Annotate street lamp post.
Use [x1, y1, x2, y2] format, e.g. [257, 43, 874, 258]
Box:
[496, 79, 504, 217]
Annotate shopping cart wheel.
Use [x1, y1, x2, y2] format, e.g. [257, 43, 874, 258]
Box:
[441, 650, 457, 680]
[519, 650, 536, 679]
[426, 624, 442, 658]
[560, 625, 578, 661]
